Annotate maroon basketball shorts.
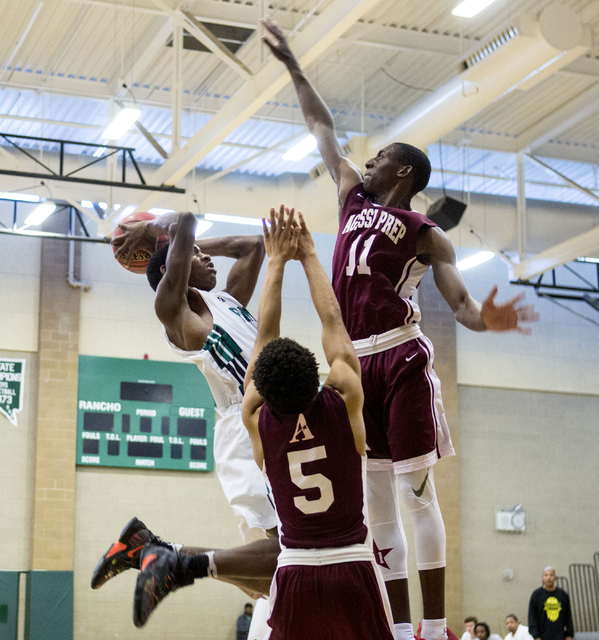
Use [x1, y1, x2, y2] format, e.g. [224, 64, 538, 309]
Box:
[267, 546, 393, 640]
[359, 336, 455, 473]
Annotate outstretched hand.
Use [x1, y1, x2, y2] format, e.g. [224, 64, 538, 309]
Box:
[293, 211, 316, 262]
[481, 285, 540, 334]
[111, 220, 157, 267]
[262, 204, 299, 263]
[261, 16, 296, 65]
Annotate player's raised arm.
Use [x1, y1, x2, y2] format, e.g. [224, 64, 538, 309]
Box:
[418, 225, 540, 333]
[261, 17, 362, 211]
[295, 212, 366, 455]
[195, 235, 265, 307]
[112, 214, 264, 304]
[153, 212, 198, 322]
[242, 205, 299, 467]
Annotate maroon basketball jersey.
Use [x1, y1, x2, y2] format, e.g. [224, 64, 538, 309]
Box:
[258, 386, 367, 549]
[332, 183, 436, 341]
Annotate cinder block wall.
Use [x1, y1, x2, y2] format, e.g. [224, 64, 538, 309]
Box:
[31, 211, 80, 570]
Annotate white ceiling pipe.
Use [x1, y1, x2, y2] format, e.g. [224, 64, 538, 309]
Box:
[369, 3, 590, 154]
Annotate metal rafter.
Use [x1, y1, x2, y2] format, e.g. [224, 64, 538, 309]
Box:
[515, 81, 599, 151]
[146, 0, 385, 191]
[151, 0, 253, 81]
[0, 133, 184, 193]
[511, 227, 599, 282]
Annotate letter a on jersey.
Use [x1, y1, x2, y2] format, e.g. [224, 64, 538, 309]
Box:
[289, 414, 315, 444]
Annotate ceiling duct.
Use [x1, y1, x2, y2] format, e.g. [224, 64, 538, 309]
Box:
[369, 2, 591, 154]
[460, 26, 519, 70]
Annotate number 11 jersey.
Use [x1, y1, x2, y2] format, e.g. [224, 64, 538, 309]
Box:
[332, 184, 436, 341]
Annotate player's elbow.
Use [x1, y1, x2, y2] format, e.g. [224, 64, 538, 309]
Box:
[168, 211, 196, 237]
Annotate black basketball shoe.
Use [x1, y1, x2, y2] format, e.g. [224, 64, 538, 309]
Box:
[133, 544, 195, 628]
[91, 517, 172, 589]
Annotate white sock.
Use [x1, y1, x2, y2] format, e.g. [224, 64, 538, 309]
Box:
[205, 550, 218, 578]
[395, 622, 415, 640]
[421, 619, 447, 640]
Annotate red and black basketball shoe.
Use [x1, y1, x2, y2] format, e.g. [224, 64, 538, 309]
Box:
[133, 544, 195, 628]
[91, 517, 172, 589]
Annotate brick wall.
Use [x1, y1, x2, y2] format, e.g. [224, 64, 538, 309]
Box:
[31, 210, 80, 570]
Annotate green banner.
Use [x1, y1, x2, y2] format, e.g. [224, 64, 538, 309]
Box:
[0, 358, 25, 427]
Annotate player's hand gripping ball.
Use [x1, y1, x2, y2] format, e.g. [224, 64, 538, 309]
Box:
[112, 211, 169, 274]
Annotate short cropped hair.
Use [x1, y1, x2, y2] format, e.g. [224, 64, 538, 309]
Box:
[252, 338, 319, 414]
[506, 615, 518, 622]
[146, 243, 170, 291]
[465, 617, 478, 625]
[475, 623, 491, 638]
[389, 142, 431, 195]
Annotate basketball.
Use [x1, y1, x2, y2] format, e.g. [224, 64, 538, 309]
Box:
[112, 211, 169, 274]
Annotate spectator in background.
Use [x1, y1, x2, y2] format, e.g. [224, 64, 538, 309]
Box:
[476, 621, 503, 640]
[528, 567, 574, 640]
[462, 617, 479, 640]
[505, 614, 533, 640]
[237, 603, 253, 640]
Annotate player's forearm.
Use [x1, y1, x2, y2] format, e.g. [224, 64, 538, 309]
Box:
[455, 296, 487, 332]
[287, 64, 336, 133]
[301, 252, 345, 330]
[256, 258, 285, 342]
[197, 234, 264, 259]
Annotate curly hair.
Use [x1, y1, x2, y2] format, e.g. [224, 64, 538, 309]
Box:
[389, 142, 431, 195]
[146, 243, 170, 291]
[475, 623, 491, 640]
[252, 337, 319, 414]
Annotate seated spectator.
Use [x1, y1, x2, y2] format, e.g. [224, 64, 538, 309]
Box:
[476, 621, 503, 640]
[462, 617, 479, 640]
[505, 614, 533, 640]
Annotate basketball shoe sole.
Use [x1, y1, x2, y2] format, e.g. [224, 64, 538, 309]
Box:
[91, 517, 171, 589]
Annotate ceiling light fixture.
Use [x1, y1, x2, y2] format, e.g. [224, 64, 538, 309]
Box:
[148, 208, 175, 215]
[282, 135, 317, 162]
[452, 0, 498, 18]
[24, 202, 57, 227]
[102, 108, 141, 141]
[195, 220, 214, 238]
[457, 250, 495, 271]
[204, 213, 264, 227]
[0, 192, 41, 203]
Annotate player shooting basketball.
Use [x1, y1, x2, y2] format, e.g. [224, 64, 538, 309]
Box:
[261, 16, 539, 640]
[97, 212, 278, 636]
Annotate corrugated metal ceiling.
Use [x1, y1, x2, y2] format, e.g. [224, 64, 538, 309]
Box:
[0, 0, 597, 206]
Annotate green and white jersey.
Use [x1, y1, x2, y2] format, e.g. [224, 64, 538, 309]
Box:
[164, 290, 257, 413]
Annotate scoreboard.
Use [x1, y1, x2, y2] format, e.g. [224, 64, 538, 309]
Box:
[76, 356, 215, 472]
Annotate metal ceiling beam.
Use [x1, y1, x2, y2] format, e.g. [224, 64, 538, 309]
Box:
[0, 2, 44, 86]
[150, 0, 252, 81]
[139, 0, 386, 200]
[525, 154, 599, 205]
[515, 81, 599, 151]
[118, 18, 174, 90]
[202, 132, 305, 186]
[69, 0, 463, 56]
[511, 226, 599, 281]
[179, 8, 253, 79]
